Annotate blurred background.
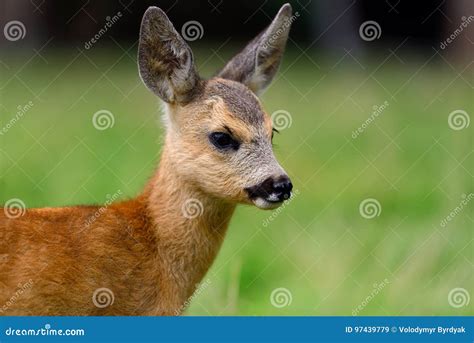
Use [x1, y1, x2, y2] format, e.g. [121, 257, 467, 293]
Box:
[1, 0, 472, 315]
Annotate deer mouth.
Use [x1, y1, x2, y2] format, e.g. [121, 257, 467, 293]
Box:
[251, 196, 286, 210]
[245, 176, 292, 210]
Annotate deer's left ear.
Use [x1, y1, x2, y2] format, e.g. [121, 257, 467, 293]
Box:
[217, 3, 293, 95]
[138, 7, 200, 104]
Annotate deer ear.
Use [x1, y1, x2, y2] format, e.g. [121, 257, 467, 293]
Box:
[138, 7, 200, 104]
[217, 3, 293, 95]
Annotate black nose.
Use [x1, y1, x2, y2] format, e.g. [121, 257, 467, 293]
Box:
[245, 175, 293, 202]
[272, 175, 293, 201]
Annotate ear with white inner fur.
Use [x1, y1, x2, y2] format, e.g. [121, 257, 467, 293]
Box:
[217, 3, 293, 95]
[138, 7, 200, 104]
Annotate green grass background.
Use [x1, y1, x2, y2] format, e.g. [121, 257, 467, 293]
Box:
[1, 46, 472, 315]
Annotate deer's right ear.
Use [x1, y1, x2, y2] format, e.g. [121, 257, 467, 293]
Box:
[217, 4, 293, 95]
[138, 7, 200, 104]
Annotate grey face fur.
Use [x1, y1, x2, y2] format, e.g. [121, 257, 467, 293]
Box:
[138, 4, 294, 209]
[204, 79, 265, 126]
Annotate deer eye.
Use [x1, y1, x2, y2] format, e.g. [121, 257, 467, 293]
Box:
[209, 132, 240, 151]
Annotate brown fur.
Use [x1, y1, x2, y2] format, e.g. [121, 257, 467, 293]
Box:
[0, 80, 269, 316]
[0, 149, 234, 315]
[0, 4, 293, 316]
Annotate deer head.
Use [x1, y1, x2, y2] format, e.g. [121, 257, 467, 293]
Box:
[138, 4, 293, 210]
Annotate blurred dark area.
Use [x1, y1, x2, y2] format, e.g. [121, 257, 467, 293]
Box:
[1, 0, 472, 62]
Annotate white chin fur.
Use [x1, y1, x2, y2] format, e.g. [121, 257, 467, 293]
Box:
[252, 197, 282, 210]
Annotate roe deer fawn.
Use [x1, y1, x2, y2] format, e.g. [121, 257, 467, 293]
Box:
[0, 4, 294, 315]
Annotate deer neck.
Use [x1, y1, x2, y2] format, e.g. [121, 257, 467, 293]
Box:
[142, 145, 236, 300]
